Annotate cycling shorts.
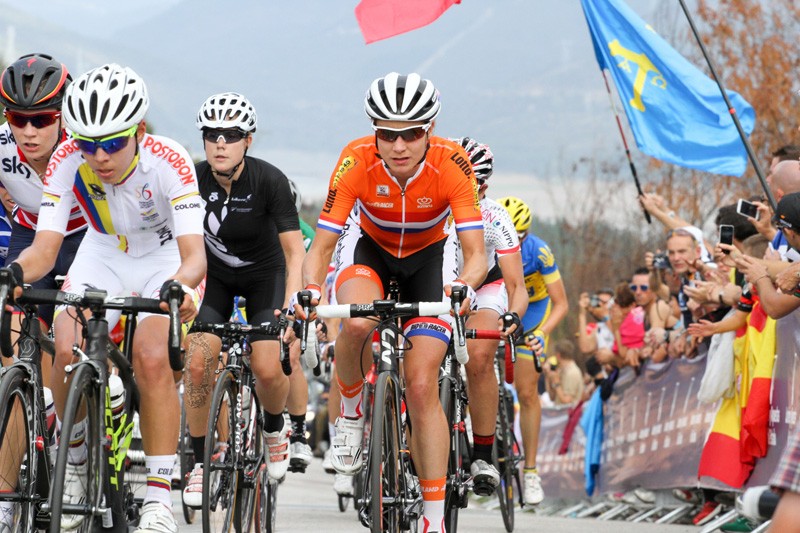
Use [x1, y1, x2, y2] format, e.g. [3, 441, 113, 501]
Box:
[7, 220, 85, 326]
[59, 233, 189, 329]
[196, 264, 285, 343]
[333, 219, 459, 345]
[516, 298, 551, 361]
[475, 278, 507, 316]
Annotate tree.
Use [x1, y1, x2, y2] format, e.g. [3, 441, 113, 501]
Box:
[644, 0, 800, 226]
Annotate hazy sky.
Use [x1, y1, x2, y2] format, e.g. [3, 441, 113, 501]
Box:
[0, 0, 674, 221]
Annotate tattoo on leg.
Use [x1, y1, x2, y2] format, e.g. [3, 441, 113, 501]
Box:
[185, 333, 215, 409]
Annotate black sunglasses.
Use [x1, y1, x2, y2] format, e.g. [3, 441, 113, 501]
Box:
[4, 109, 61, 129]
[203, 129, 248, 144]
[372, 124, 430, 143]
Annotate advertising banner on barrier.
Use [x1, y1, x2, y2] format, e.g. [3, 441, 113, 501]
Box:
[537, 308, 800, 499]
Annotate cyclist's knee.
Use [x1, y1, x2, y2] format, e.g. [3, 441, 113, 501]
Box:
[465, 349, 494, 379]
[339, 317, 375, 347]
[517, 385, 540, 408]
[404, 376, 439, 412]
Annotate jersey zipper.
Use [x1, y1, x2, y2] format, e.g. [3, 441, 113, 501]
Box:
[398, 186, 406, 258]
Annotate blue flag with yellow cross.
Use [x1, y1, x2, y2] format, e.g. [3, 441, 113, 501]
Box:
[581, 0, 754, 177]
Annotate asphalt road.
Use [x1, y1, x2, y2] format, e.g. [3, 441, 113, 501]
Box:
[169, 458, 698, 532]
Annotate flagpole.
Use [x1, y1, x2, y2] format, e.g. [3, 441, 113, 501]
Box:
[601, 70, 652, 224]
[677, 0, 776, 210]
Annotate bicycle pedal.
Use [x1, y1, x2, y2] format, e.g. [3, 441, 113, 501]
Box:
[472, 480, 495, 497]
[288, 459, 308, 473]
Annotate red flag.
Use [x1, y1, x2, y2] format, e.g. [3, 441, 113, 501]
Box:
[355, 0, 461, 44]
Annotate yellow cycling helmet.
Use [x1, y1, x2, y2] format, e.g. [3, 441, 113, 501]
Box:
[498, 196, 531, 232]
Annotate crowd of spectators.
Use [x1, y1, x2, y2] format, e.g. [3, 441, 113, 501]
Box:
[533, 146, 800, 531]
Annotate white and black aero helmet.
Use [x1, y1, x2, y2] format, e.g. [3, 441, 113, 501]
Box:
[63, 63, 149, 138]
[449, 137, 494, 182]
[365, 72, 441, 123]
[196, 92, 257, 132]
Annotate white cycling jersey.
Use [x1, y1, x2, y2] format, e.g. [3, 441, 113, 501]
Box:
[0, 123, 87, 234]
[456, 197, 520, 275]
[37, 133, 204, 257]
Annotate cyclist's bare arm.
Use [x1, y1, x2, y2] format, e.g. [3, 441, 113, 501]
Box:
[498, 251, 527, 318]
[159, 234, 206, 320]
[301, 230, 338, 302]
[458, 229, 488, 290]
[10, 229, 63, 289]
[279, 229, 306, 307]
[539, 277, 569, 336]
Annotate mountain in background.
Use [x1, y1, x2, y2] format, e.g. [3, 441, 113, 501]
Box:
[0, 0, 660, 216]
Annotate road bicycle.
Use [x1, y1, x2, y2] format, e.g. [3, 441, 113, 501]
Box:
[0, 283, 183, 533]
[190, 319, 292, 533]
[0, 275, 59, 531]
[493, 340, 523, 532]
[316, 296, 451, 533]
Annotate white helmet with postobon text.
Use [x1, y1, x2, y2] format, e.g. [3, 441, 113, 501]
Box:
[365, 72, 441, 123]
[196, 92, 257, 132]
[63, 63, 149, 138]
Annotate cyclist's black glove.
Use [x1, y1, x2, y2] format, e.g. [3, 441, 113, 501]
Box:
[159, 279, 186, 303]
[502, 311, 522, 342]
[6, 262, 23, 289]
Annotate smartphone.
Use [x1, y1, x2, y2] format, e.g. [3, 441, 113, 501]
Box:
[737, 198, 760, 220]
[719, 224, 735, 253]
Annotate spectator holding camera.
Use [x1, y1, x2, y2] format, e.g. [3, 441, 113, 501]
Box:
[576, 288, 615, 362]
[543, 339, 584, 406]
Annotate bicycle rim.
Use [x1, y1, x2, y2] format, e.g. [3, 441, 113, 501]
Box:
[369, 372, 401, 533]
[202, 369, 238, 532]
[49, 364, 105, 533]
[0, 367, 39, 532]
[441, 368, 461, 532]
[494, 389, 515, 532]
[253, 465, 278, 533]
[234, 385, 262, 532]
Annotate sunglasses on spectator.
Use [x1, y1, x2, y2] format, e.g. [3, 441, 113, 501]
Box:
[72, 124, 138, 155]
[4, 109, 61, 129]
[629, 284, 650, 292]
[372, 123, 431, 143]
[202, 129, 248, 144]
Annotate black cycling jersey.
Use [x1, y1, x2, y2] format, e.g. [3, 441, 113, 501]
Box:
[196, 156, 300, 271]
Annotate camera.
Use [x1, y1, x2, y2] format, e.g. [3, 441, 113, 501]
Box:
[589, 294, 601, 308]
[653, 252, 671, 270]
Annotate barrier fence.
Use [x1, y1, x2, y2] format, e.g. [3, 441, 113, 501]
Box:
[537, 309, 800, 499]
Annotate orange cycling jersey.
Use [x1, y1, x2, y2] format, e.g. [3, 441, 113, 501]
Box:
[317, 136, 482, 258]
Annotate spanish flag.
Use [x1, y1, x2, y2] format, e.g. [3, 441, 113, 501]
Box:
[698, 298, 776, 487]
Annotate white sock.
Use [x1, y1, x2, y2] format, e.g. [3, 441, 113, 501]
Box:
[328, 422, 336, 440]
[144, 454, 175, 508]
[67, 419, 88, 464]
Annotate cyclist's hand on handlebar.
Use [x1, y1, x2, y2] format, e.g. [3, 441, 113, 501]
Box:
[500, 311, 522, 341]
[158, 280, 197, 322]
[288, 284, 321, 320]
[525, 329, 545, 356]
[1, 262, 24, 306]
[276, 308, 300, 344]
[444, 279, 476, 316]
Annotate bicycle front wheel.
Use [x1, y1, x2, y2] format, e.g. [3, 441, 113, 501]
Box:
[253, 464, 278, 533]
[202, 369, 239, 533]
[368, 372, 402, 533]
[49, 364, 106, 533]
[234, 384, 263, 532]
[0, 366, 42, 532]
[178, 385, 196, 525]
[494, 387, 517, 532]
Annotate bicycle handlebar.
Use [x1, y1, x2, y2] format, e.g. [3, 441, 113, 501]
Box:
[315, 300, 450, 319]
[191, 319, 293, 376]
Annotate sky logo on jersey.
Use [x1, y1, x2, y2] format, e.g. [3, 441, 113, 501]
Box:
[376, 184, 389, 197]
[1, 156, 32, 179]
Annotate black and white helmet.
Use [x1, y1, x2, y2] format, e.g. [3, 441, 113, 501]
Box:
[365, 72, 440, 123]
[63, 64, 148, 138]
[449, 137, 493, 182]
[196, 92, 257, 132]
